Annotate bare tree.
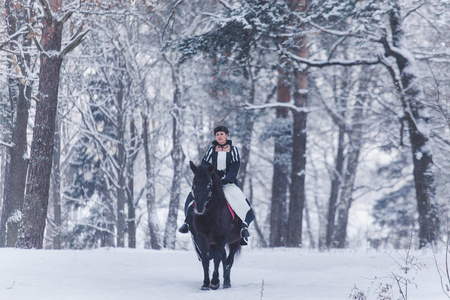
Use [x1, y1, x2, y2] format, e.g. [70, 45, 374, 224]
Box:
[163, 58, 185, 249]
[377, 2, 439, 247]
[16, 0, 87, 249]
[287, 0, 308, 248]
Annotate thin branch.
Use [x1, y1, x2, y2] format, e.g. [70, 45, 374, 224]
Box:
[286, 51, 381, 68]
[162, 0, 185, 41]
[77, 222, 118, 237]
[218, 0, 233, 11]
[327, 36, 348, 61]
[39, 0, 53, 23]
[0, 141, 14, 148]
[306, 20, 357, 38]
[0, 27, 29, 51]
[59, 29, 90, 58]
[60, 11, 73, 24]
[244, 102, 311, 113]
[32, 35, 49, 58]
[402, 2, 426, 21]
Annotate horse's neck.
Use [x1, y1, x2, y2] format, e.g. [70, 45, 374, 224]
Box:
[211, 177, 226, 206]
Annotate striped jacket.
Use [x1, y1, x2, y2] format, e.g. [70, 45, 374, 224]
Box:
[201, 140, 240, 185]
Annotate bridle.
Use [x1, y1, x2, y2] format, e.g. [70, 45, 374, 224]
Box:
[191, 179, 213, 201]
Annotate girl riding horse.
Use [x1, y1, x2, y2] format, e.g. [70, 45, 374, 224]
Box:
[179, 125, 255, 244]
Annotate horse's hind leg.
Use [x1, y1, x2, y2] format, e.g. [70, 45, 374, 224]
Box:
[210, 245, 223, 290]
[223, 242, 239, 289]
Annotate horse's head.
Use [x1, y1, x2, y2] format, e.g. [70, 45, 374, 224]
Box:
[190, 161, 215, 215]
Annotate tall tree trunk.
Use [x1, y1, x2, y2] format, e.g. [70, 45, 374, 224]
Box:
[164, 63, 184, 249]
[0, 0, 32, 248]
[237, 63, 256, 190]
[303, 194, 315, 248]
[325, 70, 349, 248]
[1, 84, 30, 248]
[287, 30, 308, 247]
[127, 119, 137, 249]
[381, 5, 439, 247]
[325, 126, 344, 248]
[269, 60, 291, 247]
[333, 97, 364, 248]
[16, 0, 86, 249]
[16, 1, 65, 249]
[51, 115, 62, 249]
[116, 77, 126, 248]
[101, 175, 115, 248]
[143, 115, 161, 249]
[0, 147, 5, 209]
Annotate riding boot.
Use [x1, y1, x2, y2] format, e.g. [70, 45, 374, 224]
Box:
[240, 237, 248, 246]
[178, 223, 189, 234]
[240, 223, 250, 238]
[178, 205, 194, 234]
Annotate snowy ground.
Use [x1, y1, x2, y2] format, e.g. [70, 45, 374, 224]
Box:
[0, 247, 447, 300]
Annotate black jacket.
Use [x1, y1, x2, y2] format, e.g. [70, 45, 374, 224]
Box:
[201, 140, 240, 185]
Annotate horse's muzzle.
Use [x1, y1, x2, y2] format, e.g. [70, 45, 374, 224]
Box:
[194, 206, 206, 215]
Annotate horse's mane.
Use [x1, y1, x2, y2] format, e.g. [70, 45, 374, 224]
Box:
[197, 163, 227, 205]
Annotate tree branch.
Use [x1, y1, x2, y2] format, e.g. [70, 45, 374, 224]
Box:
[244, 102, 311, 113]
[59, 24, 90, 58]
[286, 51, 381, 68]
[60, 11, 73, 24]
[162, 0, 185, 41]
[218, 0, 233, 11]
[39, 0, 53, 23]
[32, 36, 49, 58]
[0, 141, 14, 148]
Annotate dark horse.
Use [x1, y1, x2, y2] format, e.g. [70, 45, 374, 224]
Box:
[189, 161, 242, 290]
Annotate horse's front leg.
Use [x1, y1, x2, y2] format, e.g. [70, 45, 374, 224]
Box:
[210, 245, 224, 290]
[200, 247, 210, 290]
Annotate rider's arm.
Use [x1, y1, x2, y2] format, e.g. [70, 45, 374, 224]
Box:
[201, 146, 214, 165]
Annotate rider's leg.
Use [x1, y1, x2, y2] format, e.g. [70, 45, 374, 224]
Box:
[222, 184, 255, 238]
[179, 193, 194, 233]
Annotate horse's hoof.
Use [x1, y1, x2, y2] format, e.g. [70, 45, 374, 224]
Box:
[223, 283, 231, 289]
[210, 282, 220, 290]
[201, 285, 210, 291]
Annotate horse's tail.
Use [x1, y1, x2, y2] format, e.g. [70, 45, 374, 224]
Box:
[227, 241, 241, 257]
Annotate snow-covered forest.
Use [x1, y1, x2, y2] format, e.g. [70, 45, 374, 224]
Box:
[0, 0, 449, 254]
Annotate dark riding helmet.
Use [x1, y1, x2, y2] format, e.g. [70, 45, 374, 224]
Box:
[214, 125, 229, 135]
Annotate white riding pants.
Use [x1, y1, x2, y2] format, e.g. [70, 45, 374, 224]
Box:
[222, 183, 251, 225]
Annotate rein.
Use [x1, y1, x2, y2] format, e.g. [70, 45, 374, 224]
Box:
[190, 179, 213, 199]
[191, 176, 235, 220]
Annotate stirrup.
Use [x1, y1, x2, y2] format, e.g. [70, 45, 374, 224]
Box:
[178, 223, 189, 233]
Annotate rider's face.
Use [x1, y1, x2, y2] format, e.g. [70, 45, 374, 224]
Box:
[215, 131, 228, 145]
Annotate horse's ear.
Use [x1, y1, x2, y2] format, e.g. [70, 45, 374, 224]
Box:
[189, 161, 197, 173]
